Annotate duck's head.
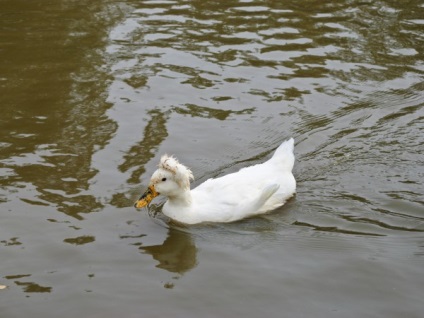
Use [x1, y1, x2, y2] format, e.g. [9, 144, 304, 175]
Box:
[134, 155, 194, 208]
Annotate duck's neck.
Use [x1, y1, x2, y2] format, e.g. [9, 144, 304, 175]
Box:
[167, 188, 192, 207]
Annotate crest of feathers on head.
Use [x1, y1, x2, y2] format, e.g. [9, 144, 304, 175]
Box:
[159, 155, 194, 189]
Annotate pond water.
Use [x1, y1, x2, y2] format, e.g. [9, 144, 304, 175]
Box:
[1, 0, 423, 317]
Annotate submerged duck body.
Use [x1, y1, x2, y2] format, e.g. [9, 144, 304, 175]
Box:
[135, 138, 296, 224]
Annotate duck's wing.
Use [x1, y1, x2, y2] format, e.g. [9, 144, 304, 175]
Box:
[192, 181, 280, 223]
[191, 165, 295, 223]
[229, 183, 280, 221]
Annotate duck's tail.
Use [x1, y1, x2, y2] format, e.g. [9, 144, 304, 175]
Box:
[270, 138, 295, 171]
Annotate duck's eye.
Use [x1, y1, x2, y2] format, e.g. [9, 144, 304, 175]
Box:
[162, 178, 167, 181]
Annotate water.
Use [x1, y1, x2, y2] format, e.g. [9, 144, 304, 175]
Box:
[1, 0, 423, 317]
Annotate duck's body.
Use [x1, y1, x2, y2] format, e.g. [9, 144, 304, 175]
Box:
[135, 138, 296, 224]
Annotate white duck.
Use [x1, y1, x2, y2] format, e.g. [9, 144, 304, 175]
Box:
[135, 138, 296, 224]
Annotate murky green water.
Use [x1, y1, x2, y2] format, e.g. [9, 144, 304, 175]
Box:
[1, 0, 423, 317]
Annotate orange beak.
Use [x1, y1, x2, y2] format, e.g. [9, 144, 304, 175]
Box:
[134, 185, 159, 208]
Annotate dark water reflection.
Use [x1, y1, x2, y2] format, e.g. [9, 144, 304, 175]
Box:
[1, 0, 423, 317]
[140, 227, 198, 275]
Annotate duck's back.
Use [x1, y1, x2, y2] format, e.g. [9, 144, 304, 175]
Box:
[190, 139, 296, 222]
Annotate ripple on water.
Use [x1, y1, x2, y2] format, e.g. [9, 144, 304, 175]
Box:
[0, 0, 423, 316]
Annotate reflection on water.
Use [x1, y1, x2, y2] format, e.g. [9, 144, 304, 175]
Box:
[140, 227, 197, 275]
[63, 235, 96, 245]
[3, 274, 51, 293]
[14, 281, 52, 293]
[0, 1, 125, 219]
[1, 0, 424, 316]
[118, 109, 169, 185]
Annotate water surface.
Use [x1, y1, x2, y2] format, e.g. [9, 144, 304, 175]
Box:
[1, 0, 423, 317]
